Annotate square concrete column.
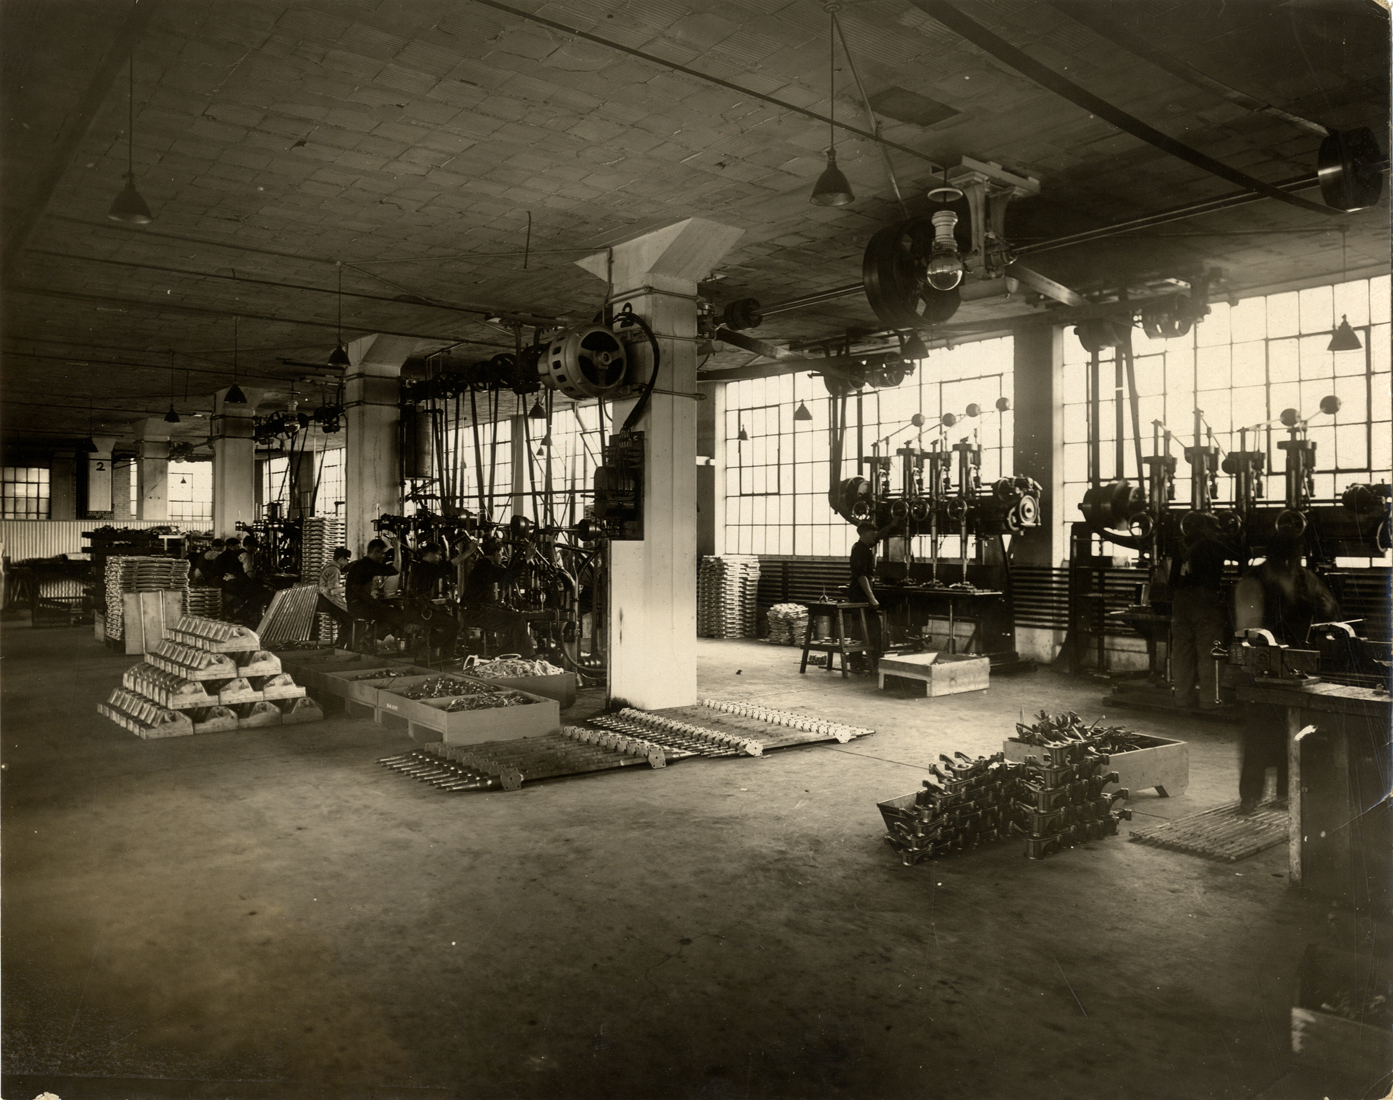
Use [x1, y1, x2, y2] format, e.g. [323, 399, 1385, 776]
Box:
[343, 334, 415, 554]
[1012, 324, 1065, 663]
[86, 436, 119, 515]
[132, 419, 172, 522]
[578, 217, 742, 710]
[211, 388, 262, 535]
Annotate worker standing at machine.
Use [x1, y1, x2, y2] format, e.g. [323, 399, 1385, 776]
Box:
[455, 535, 536, 658]
[401, 542, 459, 656]
[1231, 528, 1338, 813]
[345, 535, 405, 642]
[1169, 516, 1229, 711]
[846, 521, 892, 665]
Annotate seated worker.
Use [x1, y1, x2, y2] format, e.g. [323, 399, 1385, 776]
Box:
[315, 546, 353, 644]
[1231, 528, 1339, 813]
[455, 535, 535, 657]
[345, 536, 405, 640]
[401, 542, 459, 655]
[191, 539, 223, 585]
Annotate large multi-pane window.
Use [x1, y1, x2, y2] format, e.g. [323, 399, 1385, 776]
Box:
[2, 466, 49, 519]
[261, 456, 291, 515]
[723, 337, 1014, 557]
[1062, 275, 1391, 561]
[316, 448, 345, 515]
[168, 461, 213, 529]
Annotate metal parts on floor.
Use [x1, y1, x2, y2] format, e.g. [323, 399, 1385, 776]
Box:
[878, 712, 1135, 865]
[376, 700, 876, 793]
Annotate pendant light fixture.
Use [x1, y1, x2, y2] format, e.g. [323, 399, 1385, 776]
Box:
[528, 397, 547, 419]
[810, 3, 854, 207]
[226, 316, 247, 404]
[328, 262, 351, 367]
[108, 47, 152, 224]
[737, 424, 749, 441]
[793, 401, 813, 422]
[1327, 226, 1364, 352]
[163, 351, 180, 423]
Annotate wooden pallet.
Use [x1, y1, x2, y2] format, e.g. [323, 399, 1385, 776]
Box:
[1128, 800, 1288, 862]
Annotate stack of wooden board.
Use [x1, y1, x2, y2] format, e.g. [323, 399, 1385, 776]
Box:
[697, 555, 761, 638]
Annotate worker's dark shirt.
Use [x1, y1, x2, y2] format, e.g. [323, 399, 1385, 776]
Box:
[1173, 537, 1227, 590]
[1249, 561, 1338, 647]
[460, 558, 514, 607]
[215, 548, 247, 585]
[406, 558, 453, 597]
[345, 557, 397, 605]
[848, 540, 875, 597]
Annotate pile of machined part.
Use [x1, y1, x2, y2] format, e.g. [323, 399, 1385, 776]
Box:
[377, 698, 874, 792]
[878, 711, 1133, 865]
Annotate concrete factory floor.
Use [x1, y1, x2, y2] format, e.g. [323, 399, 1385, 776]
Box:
[2, 619, 1386, 1100]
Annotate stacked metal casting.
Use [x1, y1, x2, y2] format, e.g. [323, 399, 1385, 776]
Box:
[99, 615, 322, 737]
[879, 712, 1134, 865]
[697, 555, 761, 638]
[881, 754, 1022, 865]
[103, 555, 190, 642]
[301, 516, 346, 643]
[765, 603, 810, 645]
[256, 584, 321, 644]
[1011, 711, 1133, 859]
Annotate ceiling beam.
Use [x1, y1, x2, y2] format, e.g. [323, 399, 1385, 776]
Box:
[2, 0, 164, 281]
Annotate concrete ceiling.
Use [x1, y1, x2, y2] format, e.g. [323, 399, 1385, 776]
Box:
[2, 0, 1388, 457]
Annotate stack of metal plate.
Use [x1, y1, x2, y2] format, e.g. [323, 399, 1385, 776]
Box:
[697, 554, 761, 638]
[300, 516, 346, 643]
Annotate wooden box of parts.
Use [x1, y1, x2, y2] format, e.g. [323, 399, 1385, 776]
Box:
[320, 665, 435, 706]
[1002, 733, 1189, 798]
[469, 672, 577, 710]
[280, 650, 408, 697]
[878, 652, 990, 697]
[1291, 944, 1393, 1078]
[373, 674, 560, 744]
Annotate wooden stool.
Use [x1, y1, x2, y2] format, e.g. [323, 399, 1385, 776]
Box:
[799, 601, 873, 678]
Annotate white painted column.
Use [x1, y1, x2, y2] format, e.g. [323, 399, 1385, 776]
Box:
[343, 334, 414, 555]
[132, 419, 171, 522]
[510, 413, 528, 522]
[211, 388, 262, 535]
[578, 217, 742, 710]
[87, 436, 119, 514]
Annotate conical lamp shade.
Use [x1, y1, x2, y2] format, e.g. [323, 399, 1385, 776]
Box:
[225, 382, 247, 404]
[1327, 315, 1363, 352]
[793, 401, 813, 422]
[108, 175, 152, 224]
[902, 334, 929, 359]
[328, 344, 351, 367]
[810, 150, 854, 206]
[163, 404, 180, 424]
[528, 398, 547, 419]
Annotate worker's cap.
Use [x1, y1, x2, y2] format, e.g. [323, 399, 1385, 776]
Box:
[332, 546, 351, 561]
[481, 537, 503, 555]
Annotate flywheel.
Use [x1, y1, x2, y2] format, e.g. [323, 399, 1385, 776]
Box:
[863, 219, 962, 330]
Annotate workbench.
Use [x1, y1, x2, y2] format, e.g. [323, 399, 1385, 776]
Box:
[1236, 679, 1391, 912]
[877, 585, 1005, 656]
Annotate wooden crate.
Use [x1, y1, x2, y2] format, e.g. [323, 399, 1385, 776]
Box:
[122, 591, 185, 655]
[374, 676, 560, 744]
[320, 665, 435, 706]
[472, 672, 578, 710]
[1003, 733, 1189, 798]
[1291, 944, 1393, 1077]
[878, 652, 990, 697]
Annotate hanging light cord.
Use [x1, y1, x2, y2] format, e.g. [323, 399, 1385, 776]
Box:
[336, 262, 343, 345]
[831, 7, 908, 216]
[827, 6, 836, 155]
